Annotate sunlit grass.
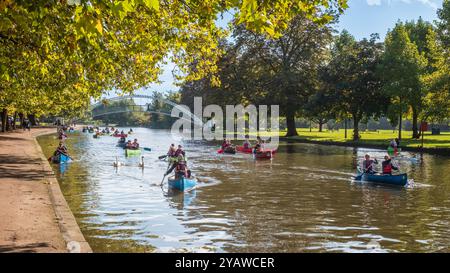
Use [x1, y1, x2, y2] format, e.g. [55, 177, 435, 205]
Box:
[227, 128, 450, 149]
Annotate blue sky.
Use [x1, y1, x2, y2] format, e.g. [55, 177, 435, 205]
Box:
[133, 0, 443, 96]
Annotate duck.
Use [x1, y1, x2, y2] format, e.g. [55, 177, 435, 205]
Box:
[138, 156, 144, 168]
[113, 156, 122, 167]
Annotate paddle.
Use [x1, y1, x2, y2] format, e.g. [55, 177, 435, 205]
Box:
[158, 154, 168, 160]
[144, 147, 152, 151]
[160, 173, 167, 186]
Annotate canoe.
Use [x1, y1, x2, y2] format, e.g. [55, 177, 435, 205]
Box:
[254, 150, 274, 160]
[168, 176, 197, 191]
[236, 146, 253, 153]
[125, 148, 141, 156]
[354, 171, 408, 186]
[113, 134, 128, 138]
[387, 146, 402, 156]
[218, 146, 236, 154]
[52, 153, 70, 164]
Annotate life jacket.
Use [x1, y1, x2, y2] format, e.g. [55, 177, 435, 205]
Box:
[363, 160, 373, 170]
[382, 161, 392, 174]
[243, 141, 250, 149]
[176, 161, 188, 177]
[175, 149, 185, 157]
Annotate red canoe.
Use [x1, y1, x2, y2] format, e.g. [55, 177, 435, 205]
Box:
[113, 134, 128, 138]
[236, 146, 253, 153]
[236, 146, 277, 155]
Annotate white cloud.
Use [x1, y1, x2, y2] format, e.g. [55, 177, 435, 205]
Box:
[367, 0, 440, 9]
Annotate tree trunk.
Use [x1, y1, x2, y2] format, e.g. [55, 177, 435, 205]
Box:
[19, 113, 24, 128]
[12, 112, 17, 130]
[412, 107, 419, 139]
[344, 119, 347, 139]
[318, 121, 323, 132]
[398, 112, 402, 140]
[352, 114, 360, 141]
[1, 108, 7, 132]
[285, 109, 298, 137]
[28, 114, 37, 126]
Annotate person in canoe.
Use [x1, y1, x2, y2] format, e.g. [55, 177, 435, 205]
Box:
[362, 154, 378, 174]
[125, 140, 133, 149]
[175, 144, 185, 157]
[165, 154, 191, 179]
[58, 130, 67, 140]
[118, 136, 126, 144]
[131, 138, 139, 149]
[49, 142, 69, 161]
[382, 155, 398, 175]
[114, 129, 120, 135]
[129, 128, 133, 133]
[389, 138, 399, 155]
[168, 144, 177, 157]
[221, 139, 230, 150]
[242, 136, 251, 150]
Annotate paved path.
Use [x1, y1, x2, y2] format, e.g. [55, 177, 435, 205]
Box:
[0, 128, 91, 253]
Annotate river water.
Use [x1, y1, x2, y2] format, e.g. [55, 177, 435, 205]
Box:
[37, 128, 450, 252]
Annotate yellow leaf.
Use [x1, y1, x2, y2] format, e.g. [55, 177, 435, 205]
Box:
[95, 19, 103, 34]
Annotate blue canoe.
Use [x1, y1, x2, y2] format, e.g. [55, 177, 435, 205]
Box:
[168, 176, 197, 191]
[354, 171, 407, 186]
[52, 153, 70, 164]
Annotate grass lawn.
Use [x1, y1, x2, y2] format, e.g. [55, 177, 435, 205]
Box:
[230, 129, 450, 149]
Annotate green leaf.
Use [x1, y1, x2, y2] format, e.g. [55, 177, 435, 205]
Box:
[143, 0, 159, 11]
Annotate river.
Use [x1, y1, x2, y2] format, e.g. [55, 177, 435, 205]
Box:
[37, 127, 450, 252]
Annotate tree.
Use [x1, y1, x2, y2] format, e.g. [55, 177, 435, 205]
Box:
[379, 23, 427, 140]
[0, 1, 348, 132]
[233, 15, 334, 136]
[326, 31, 388, 140]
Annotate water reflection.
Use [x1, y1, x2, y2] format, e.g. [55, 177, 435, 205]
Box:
[37, 128, 450, 253]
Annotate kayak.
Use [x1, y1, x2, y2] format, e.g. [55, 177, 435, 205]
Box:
[52, 153, 70, 164]
[354, 171, 408, 187]
[113, 134, 128, 138]
[168, 176, 197, 191]
[125, 148, 141, 156]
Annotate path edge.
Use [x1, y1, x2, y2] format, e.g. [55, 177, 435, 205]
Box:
[33, 130, 92, 253]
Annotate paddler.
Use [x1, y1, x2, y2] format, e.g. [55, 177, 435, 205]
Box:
[54, 141, 68, 157]
[175, 144, 185, 157]
[131, 138, 139, 149]
[362, 154, 378, 174]
[125, 140, 133, 149]
[242, 136, 251, 149]
[221, 139, 230, 150]
[165, 154, 191, 179]
[381, 155, 398, 175]
[167, 144, 176, 157]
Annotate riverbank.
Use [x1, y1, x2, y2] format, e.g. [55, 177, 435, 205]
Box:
[277, 129, 450, 156]
[0, 128, 91, 253]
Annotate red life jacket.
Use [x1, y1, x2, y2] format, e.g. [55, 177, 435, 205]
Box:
[176, 161, 188, 177]
[383, 163, 392, 174]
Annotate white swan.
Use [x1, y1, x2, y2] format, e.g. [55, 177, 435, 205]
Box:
[113, 156, 122, 167]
